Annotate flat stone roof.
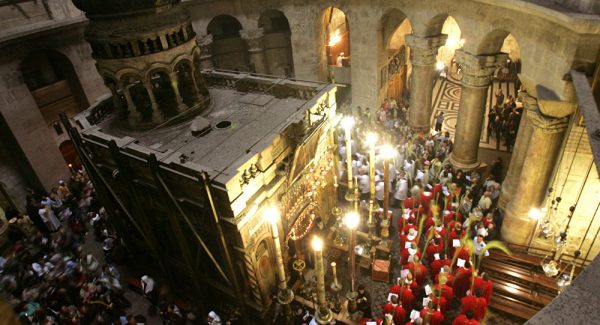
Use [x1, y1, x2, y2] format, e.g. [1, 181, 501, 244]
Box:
[80, 71, 332, 184]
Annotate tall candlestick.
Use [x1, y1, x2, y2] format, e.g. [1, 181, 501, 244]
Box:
[312, 237, 333, 324]
[342, 116, 355, 201]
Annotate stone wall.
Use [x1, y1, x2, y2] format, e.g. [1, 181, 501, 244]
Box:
[0, 23, 105, 191]
[182, 0, 600, 114]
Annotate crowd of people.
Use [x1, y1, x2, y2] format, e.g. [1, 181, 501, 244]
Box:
[487, 88, 523, 152]
[333, 103, 505, 325]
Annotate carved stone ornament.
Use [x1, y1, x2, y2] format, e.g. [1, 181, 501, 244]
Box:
[455, 50, 508, 88]
[406, 34, 448, 66]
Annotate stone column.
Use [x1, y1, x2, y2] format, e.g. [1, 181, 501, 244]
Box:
[198, 34, 214, 70]
[502, 109, 569, 245]
[240, 28, 268, 74]
[449, 50, 507, 170]
[405, 34, 447, 129]
[122, 83, 141, 124]
[498, 94, 536, 211]
[168, 72, 185, 110]
[142, 80, 162, 122]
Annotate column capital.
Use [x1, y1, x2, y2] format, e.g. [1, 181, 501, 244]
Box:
[240, 28, 265, 52]
[456, 50, 507, 88]
[527, 107, 569, 133]
[405, 34, 447, 66]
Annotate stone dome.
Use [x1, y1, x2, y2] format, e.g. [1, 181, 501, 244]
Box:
[72, 0, 180, 17]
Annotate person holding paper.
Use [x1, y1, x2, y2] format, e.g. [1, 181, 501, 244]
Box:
[382, 294, 399, 316]
[419, 300, 444, 325]
[401, 242, 422, 266]
[400, 228, 418, 251]
[431, 288, 448, 316]
[430, 252, 451, 279]
[403, 255, 429, 287]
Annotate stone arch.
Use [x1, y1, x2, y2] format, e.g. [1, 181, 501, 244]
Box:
[378, 8, 413, 107]
[120, 73, 154, 121]
[20, 49, 89, 129]
[316, 6, 350, 82]
[147, 69, 178, 117]
[436, 16, 463, 74]
[58, 140, 79, 169]
[258, 9, 294, 77]
[207, 15, 249, 71]
[102, 75, 127, 112]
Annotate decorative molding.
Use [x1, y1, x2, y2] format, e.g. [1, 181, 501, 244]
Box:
[527, 107, 569, 133]
[405, 34, 447, 66]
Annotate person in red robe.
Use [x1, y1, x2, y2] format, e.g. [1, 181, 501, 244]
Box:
[358, 318, 383, 325]
[403, 256, 429, 287]
[383, 295, 400, 316]
[404, 197, 416, 209]
[401, 282, 416, 313]
[400, 228, 418, 251]
[460, 289, 488, 321]
[426, 238, 444, 265]
[401, 242, 422, 266]
[473, 272, 493, 304]
[403, 219, 418, 238]
[390, 277, 402, 296]
[431, 289, 448, 316]
[448, 223, 464, 258]
[434, 266, 454, 287]
[453, 261, 473, 299]
[452, 310, 480, 325]
[452, 246, 471, 268]
[393, 303, 407, 325]
[430, 252, 450, 278]
[434, 275, 454, 305]
[420, 301, 444, 325]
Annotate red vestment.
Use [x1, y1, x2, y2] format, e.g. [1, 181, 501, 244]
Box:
[430, 258, 451, 278]
[401, 287, 415, 312]
[382, 302, 396, 316]
[389, 283, 402, 296]
[393, 305, 407, 325]
[434, 272, 455, 287]
[452, 314, 480, 325]
[434, 283, 454, 305]
[473, 277, 493, 304]
[461, 295, 488, 321]
[426, 244, 443, 267]
[419, 308, 444, 325]
[432, 295, 448, 315]
[453, 266, 473, 299]
[400, 249, 422, 266]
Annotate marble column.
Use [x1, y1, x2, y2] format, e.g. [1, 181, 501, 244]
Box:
[502, 109, 569, 245]
[168, 72, 185, 110]
[240, 28, 268, 75]
[142, 80, 162, 122]
[405, 34, 447, 130]
[122, 83, 141, 125]
[498, 94, 536, 211]
[449, 50, 507, 171]
[198, 34, 214, 70]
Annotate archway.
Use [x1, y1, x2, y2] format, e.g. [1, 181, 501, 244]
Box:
[378, 9, 413, 110]
[121, 74, 154, 121]
[435, 16, 463, 77]
[477, 31, 522, 152]
[148, 70, 178, 118]
[317, 6, 350, 82]
[21, 50, 88, 136]
[59, 140, 80, 170]
[207, 15, 249, 71]
[175, 61, 198, 107]
[258, 9, 294, 77]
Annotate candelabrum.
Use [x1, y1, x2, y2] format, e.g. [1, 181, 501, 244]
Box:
[344, 211, 360, 314]
[312, 237, 333, 324]
[330, 262, 342, 312]
[366, 132, 378, 241]
[342, 116, 356, 202]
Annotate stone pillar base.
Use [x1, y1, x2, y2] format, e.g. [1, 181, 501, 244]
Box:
[501, 207, 535, 246]
[449, 153, 480, 171]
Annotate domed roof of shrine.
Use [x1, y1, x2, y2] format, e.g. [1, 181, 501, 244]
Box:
[73, 0, 180, 17]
